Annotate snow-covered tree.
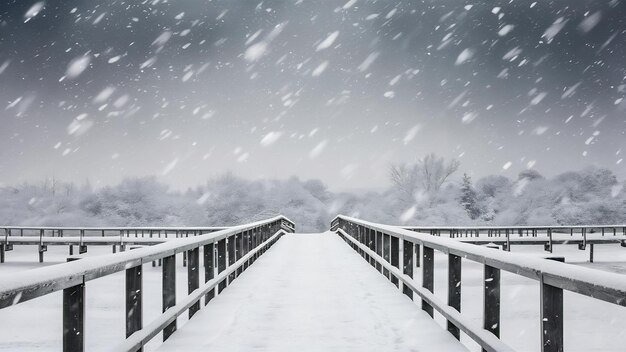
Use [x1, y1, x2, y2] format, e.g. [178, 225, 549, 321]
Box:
[459, 173, 481, 220]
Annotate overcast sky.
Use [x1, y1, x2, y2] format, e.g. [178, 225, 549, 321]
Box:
[0, 0, 624, 191]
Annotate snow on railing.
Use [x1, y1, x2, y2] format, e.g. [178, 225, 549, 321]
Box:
[0, 216, 295, 352]
[332, 215, 626, 352]
[0, 226, 229, 263]
[402, 224, 626, 261]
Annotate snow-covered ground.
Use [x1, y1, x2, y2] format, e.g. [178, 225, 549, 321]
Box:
[157, 232, 466, 352]
[1, 234, 626, 351]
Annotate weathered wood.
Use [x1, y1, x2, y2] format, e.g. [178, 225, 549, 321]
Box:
[542, 257, 564, 352]
[383, 233, 391, 279]
[125, 264, 142, 342]
[402, 240, 413, 299]
[375, 231, 383, 273]
[448, 254, 461, 339]
[483, 263, 500, 352]
[187, 247, 200, 318]
[227, 236, 236, 284]
[390, 236, 400, 287]
[63, 257, 84, 352]
[217, 239, 227, 293]
[162, 255, 176, 341]
[422, 246, 434, 317]
[203, 243, 215, 305]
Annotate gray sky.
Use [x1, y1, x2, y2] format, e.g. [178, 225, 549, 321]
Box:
[0, 0, 624, 191]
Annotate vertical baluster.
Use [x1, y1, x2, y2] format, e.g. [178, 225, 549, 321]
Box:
[402, 240, 414, 299]
[227, 236, 236, 283]
[162, 255, 176, 341]
[217, 239, 227, 293]
[383, 233, 390, 279]
[376, 231, 383, 273]
[204, 243, 215, 305]
[235, 233, 243, 277]
[63, 257, 84, 352]
[422, 246, 434, 317]
[125, 263, 142, 345]
[188, 247, 200, 318]
[541, 258, 564, 352]
[483, 263, 500, 352]
[448, 254, 462, 339]
[390, 236, 400, 287]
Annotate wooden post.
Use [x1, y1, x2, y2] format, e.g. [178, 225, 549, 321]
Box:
[162, 255, 176, 341]
[541, 257, 564, 352]
[204, 243, 215, 305]
[402, 240, 413, 299]
[383, 234, 391, 279]
[1, 244, 4, 263]
[217, 239, 227, 293]
[227, 236, 236, 284]
[125, 264, 142, 343]
[375, 231, 383, 273]
[368, 228, 375, 267]
[483, 264, 500, 352]
[243, 231, 250, 270]
[448, 254, 461, 339]
[422, 246, 434, 317]
[390, 236, 400, 287]
[188, 247, 200, 318]
[235, 233, 242, 277]
[589, 243, 594, 263]
[63, 257, 84, 352]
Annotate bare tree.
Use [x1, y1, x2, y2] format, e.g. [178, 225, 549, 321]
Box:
[418, 153, 460, 193]
[389, 153, 460, 202]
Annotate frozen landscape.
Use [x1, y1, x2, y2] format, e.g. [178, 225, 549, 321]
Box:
[1, 0, 626, 350]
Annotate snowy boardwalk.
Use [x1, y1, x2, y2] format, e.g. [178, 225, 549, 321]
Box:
[158, 232, 466, 352]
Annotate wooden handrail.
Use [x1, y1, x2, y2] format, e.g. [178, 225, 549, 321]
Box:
[332, 215, 626, 352]
[0, 215, 295, 352]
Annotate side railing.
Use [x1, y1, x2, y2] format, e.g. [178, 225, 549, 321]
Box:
[0, 216, 295, 352]
[332, 215, 626, 352]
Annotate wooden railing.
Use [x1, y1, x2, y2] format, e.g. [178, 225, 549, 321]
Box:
[1, 226, 228, 263]
[332, 215, 626, 352]
[0, 216, 295, 351]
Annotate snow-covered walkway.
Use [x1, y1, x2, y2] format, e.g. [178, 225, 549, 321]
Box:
[158, 232, 466, 352]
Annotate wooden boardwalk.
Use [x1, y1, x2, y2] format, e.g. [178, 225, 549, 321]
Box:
[158, 232, 466, 351]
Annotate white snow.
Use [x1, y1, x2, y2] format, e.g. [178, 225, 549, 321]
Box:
[24, 2, 45, 22]
[157, 233, 467, 352]
[455, 48, 474, 65]
[311, 61, 328, 77]
[244, 42, 268, 62]
[65, 55, 91, 79]
[315, 31, 339, 51]
[309, 140, 328, 158]
[260, 131, 283, 147]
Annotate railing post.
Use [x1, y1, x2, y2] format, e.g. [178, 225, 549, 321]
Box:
[227, 235, 236, 284]
[375, 231, 383, 273]
[204, 243, 215, 305]
[422, 246, 434, 317]
[541, 258, 564, 352]
[390, 236, 400, 287]
[483, 263, 500, 351]
[235, 233, 242, 277]
[368, 228, 375, 267]
[402, 240, 413, 299]
[217, 239, 227, 293]
[483, 244, 500, 352]
[63, 257, 84, 352]
[448, 254, 462, 339]
[162, 255, 176, 341]
[0, 243, 4, 263]
[188, 247, 200, 318]
[382, 233, 390, 279]
[125, 263, 142, 346]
